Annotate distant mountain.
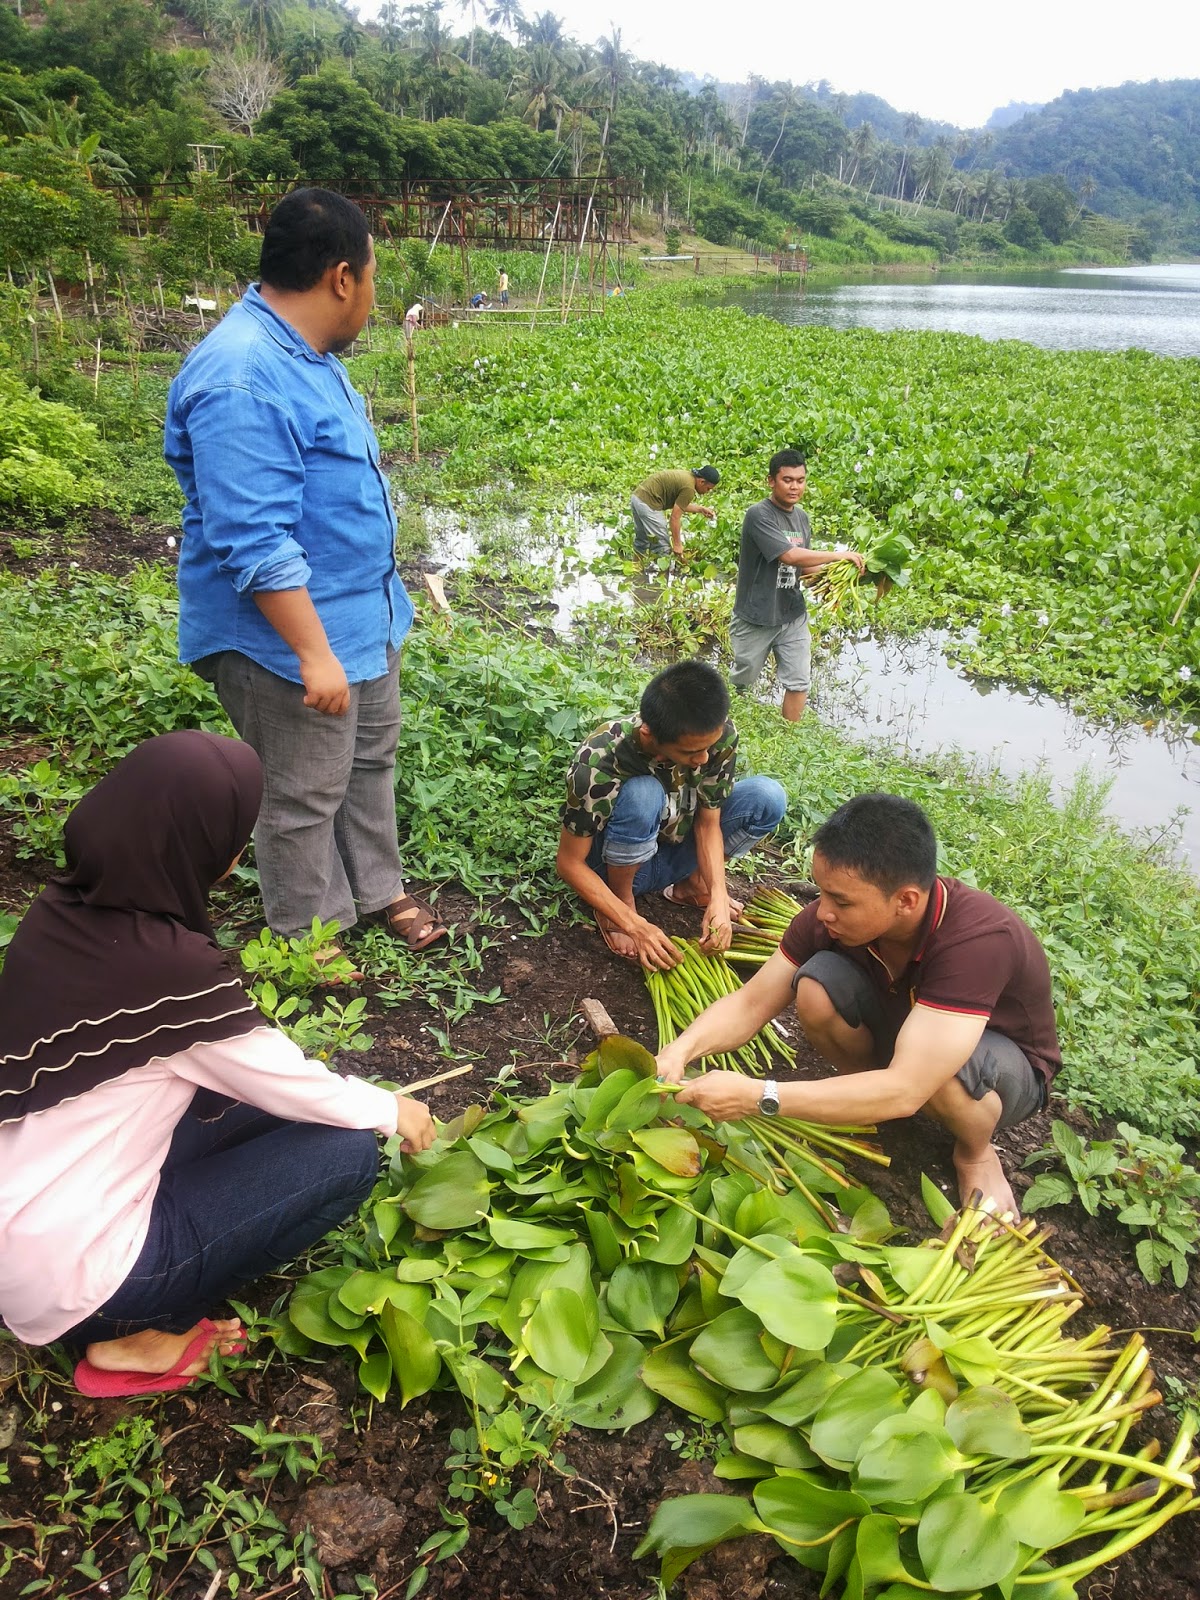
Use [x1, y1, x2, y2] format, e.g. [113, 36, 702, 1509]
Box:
[989, 79, 1200, 220]
[986, 100, 1044, 130]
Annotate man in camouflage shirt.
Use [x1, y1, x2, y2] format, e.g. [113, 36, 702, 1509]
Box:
[556, 661, 786, 968]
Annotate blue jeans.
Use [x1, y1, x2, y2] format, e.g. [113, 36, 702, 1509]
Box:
[586, 775, 787, 895]
[64, 1098, 379, 1345]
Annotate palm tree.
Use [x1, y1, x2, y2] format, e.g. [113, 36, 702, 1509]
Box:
[895, 110, 922, 201]
[846, 119, 875, 187]
[238, 0, 285, 53]
[486, 0, 525, 37]
[754, 82, 800, 206]
[514, 42, 568, 134]
[336, 16, 363, 60]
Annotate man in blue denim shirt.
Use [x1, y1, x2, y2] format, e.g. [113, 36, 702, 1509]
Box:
[166, 188, 448, 951]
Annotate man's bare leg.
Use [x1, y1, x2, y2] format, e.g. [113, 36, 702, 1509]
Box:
[792, 977, 876, 1072]
[924, 1078, 1017, 1216]
[782, 689, 808, 722]
[85, 1317, 244, 1376]
[595, 860, 640, 959]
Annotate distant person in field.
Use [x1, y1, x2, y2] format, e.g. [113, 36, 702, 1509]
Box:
[165, 187, 448, 955]
[659, 793, 1058, 1216]
[630, 464, 720, 557]
[404, 301, 423, 336]
[556, 660, 786, 969]
[498, 269, 509, 307]
[470, 290, 490, 309]
[732, 449, 864, 720]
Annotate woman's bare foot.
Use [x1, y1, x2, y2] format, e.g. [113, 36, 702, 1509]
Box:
[953, 1145, 1019, 1219]
[85, 1317, 244, 1377]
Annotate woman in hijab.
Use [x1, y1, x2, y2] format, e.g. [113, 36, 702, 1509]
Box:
[0, 730, 435, 1397]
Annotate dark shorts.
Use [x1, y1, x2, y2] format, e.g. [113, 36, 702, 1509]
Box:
[792, 951, 1047, 1131]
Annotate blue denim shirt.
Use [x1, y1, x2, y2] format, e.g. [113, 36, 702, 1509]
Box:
[165, 284, 413, 685]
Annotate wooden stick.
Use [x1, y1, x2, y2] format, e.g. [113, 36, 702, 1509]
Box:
[423, 572, 450, 614]
[580, 998, 618, 1040]
[1171, 557, 1200, 629]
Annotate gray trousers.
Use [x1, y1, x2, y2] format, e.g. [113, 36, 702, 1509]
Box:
[208, 650, 406, 938]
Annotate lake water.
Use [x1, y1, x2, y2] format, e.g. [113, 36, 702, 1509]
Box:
[721, 263, 1200, 357]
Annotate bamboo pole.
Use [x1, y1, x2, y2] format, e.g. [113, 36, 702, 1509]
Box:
[405, 326, 420, 463]
[530, 200, 561, 329]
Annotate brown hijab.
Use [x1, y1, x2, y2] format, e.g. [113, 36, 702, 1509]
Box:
[0, 731, 265, 1125]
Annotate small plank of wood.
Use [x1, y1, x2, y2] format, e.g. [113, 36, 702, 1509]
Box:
[580, 997, 618, 1040]
[423, 572, 451, 614]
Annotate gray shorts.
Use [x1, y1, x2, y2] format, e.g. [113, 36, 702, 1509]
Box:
[631, 495, 671, 555]
[793, 951, 1046, 1131]
[730, 614, 811, 694]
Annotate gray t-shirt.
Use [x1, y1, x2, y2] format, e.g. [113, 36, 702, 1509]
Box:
[733, 499, 811, 627]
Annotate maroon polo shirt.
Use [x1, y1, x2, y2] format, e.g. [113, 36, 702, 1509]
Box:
[779, 876, 1061, 1085]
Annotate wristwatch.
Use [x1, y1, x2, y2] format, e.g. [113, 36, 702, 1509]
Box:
[759, 1080, 781, 1117]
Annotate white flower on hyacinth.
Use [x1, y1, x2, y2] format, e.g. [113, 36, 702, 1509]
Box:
[866, 446, 874, 456]
[834, 542, 849, 552]
[854, 462, 863, 473]
[451, 321, 459, 329]
[1038, 613, 1050, 627]
[571, 382, 580, 392]
[681, 412, 691, 421]
[473, 358, 481, 369]
[999, 603, 1013, 618]
[614, 404, 621, 413]
[166, 536, 177, 549]
[953, 488, 964, 501]
[520, 381, 527, 388]
[1179, 666, 1193, 681]
[70, 561, 79, 569]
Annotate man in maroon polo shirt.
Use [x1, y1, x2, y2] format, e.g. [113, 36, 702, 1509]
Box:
[657, 792, 1058, 1216]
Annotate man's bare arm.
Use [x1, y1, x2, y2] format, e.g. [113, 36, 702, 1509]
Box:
[555, 828, 680, 969]
[678, 1003, 988, 1121]
[254, 589, 350, 715]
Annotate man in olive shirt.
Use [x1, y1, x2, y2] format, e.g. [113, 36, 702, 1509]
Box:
[631, 465, 720, 556]
[659, 794, 1057, 1216]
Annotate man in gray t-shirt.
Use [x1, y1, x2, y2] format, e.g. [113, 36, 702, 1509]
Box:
[731, 450, 864, 720]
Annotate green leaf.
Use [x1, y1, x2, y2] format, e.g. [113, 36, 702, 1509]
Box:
[403, 1150, 490, 1230]
[607, 1260, 681, 1336]
[854, 1514, 919, 1588]
[761, 1362, 859, 1426]
[852, 1415, 965, 1508]
[640, 1340, 728, 1421]
[633, 1493, 766, 1588]
[582, 1207, 623, 1272]
[337, 1272, 431, 1318]
[996, 1471, 1086, 1548]
[945, 1386, 1032, 1460]
[917, 1491, 1021, 1591]
[1023, 1175, 1077, 1211]
[730, 1246, 839, 1350]
[569, 1332, 660, 1431]
[629, 1126, 703, 1176]
[487, 1215, 574, 1250]
[380, 1302, 442, 1407]
[639, 1200, 698, 1265]
[732, 1422, 820, 1470]
[752, 1471, 870, 1551]
[523, 1285, 599, 1381]
[810, 1369, 906, 1468]
[358, 1347, 392, 1403]
[596, 1033, 659, 1079]
[690, 1307, 783, 1393]
[288, 1269, 359, 1349]
[921, 1173, 956, 1227]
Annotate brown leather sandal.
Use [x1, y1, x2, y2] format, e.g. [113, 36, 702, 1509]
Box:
[365, 894, 450, 950]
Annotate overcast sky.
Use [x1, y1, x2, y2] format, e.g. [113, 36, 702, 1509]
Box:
[472, 0, 1199, 129]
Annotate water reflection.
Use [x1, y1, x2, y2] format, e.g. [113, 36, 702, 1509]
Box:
[721, 264, 1200, 357]
[816, 630, 1200, 864]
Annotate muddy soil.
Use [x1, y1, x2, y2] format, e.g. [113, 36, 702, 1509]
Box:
[1, 524, 1198, 1600]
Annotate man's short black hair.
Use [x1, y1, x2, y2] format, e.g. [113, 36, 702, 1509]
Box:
[768, 449, 807, 477]
[259, 188, 371, 293]
[640, 661, 730, 745]
[813, 793, 937, 893]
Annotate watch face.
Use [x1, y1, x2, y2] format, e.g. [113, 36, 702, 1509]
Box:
[760, 1086, 781, 1115]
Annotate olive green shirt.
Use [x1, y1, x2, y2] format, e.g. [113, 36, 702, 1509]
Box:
[632, 469, 697, 514]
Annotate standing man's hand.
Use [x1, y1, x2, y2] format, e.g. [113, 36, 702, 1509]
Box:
[300, 649, 351, 715]
[843, 550, 866, 574]
[700, 505, 717, 522]
[393, 1092, 437, 1153]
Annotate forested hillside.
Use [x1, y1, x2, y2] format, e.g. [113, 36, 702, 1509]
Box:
[0, 0, 1194, 262]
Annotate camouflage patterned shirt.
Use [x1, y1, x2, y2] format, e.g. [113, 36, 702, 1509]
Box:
[561, 717, 739, 844]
